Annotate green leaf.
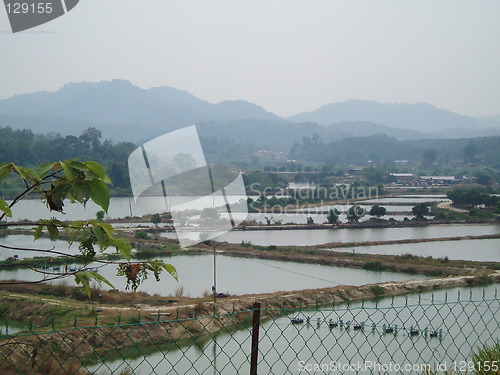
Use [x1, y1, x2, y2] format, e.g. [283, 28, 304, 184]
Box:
[0, 164, 13, 182]
[33, 224, 43, 240]
[60, 162, 74, 181]
[161, 262, 178, 281]
[99, 222, 115, 238]
[88, 271, 115, 289]
[45, 183, 71, 212]
[0, 199, 12, 218]
[89, 180, 110, 213]
[37, 162, 56, 177]
[74, 271, 92, 298]
[85, 161, 111, 184]
[78, 237, 96, 260]
[12, 165, 29, 180]
[71, 182, 91, 205]
[112, 238, 132, 261]
[65, 159, 87, 171]
[91, 225, 111, 250]
[46, 224, 60, 240]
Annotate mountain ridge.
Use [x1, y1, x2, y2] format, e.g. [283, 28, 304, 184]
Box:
[1, 80, 499, 145]
[287, 100, 488, 132]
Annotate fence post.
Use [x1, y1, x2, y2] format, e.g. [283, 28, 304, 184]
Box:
[250, 302, 261, 375]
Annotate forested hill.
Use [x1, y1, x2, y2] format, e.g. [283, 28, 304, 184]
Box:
[1, 80, 500, 145]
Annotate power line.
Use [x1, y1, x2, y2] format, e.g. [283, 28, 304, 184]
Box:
[244, 256, 342, 285]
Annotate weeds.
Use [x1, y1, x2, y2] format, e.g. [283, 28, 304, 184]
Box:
[369, 285, 386, 296]
[363, 261, 385, 271]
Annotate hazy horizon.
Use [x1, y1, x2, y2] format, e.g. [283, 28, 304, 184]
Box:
[1, 1, 500, 118]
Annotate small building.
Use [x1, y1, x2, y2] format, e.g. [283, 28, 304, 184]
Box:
[390, 173, 414, 185]
[420, 176, 458, 185]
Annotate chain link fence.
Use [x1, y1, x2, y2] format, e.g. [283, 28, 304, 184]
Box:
[0, 288, 498, 374]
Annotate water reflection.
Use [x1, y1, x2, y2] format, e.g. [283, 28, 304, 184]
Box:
[161, 224, 500, 247]
[323, 238, 500, 262]
[0, 254, 428, 297]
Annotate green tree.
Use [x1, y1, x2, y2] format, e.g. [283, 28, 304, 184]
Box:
[151, 213, 162, 227]
[134, 230, 150, 239]
[347, 205, 365, 223]
[95, 210, 105, 221]
[0, 160, 177, 296]
[475, 170, 494, 185]
[422, 149, 437, 165]
[107, 161, 129, 188]
[412, 203, 429, 219]
[447, 188, 499, 207]
[79, 127, 102, 152]
[369, 205, 387, 218]
[362, 167, 388, 185]
[463, 143, 478, 163]
[326, 208, 340, 224]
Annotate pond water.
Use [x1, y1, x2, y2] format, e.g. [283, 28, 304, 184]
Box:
[293, 205, 415, 213]
[89, 285, 499, 375]
[0, 254, 428, 298]
[0, 319, 26, 335]
[4, 196, 436, 224]
[4, 196, 247, 222]
[361, 197, 449, 204]
[161, 224, 500, 247]
[322, 238, 500, 262]
[0, 235, 77, 260]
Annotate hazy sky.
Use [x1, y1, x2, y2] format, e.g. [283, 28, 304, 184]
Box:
[1, 0, 499, 117]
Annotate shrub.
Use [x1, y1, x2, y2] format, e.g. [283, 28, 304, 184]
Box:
[369, 285, 386, 296]
[134, 230, 150, 239]
[466, 274, 493, 285]
[470, 341, 500, 374]
[363, 261, 385, 271]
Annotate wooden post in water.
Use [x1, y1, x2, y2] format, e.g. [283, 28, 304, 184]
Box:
[250, 302, 261, 375]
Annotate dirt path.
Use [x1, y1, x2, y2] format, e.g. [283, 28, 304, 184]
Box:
[437, 201, 467, 212]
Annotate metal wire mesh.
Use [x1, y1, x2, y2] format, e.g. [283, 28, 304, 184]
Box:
[0, 288, 498, 374]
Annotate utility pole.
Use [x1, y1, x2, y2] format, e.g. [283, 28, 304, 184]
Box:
[212, 244, 217, 304]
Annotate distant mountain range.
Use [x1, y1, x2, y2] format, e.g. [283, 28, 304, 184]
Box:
[0, 79, 499, 148]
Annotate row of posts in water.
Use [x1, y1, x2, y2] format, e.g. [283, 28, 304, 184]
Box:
[292, 317, 443, 338]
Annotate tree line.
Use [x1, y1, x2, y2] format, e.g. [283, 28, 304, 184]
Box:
[0, 126, 135, 189]
[447, 188, 500, 207]
[290, 134, 500, 168]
